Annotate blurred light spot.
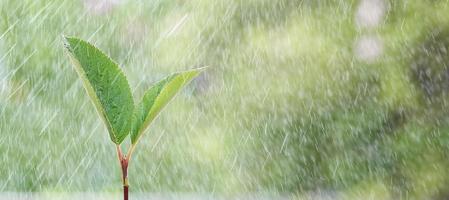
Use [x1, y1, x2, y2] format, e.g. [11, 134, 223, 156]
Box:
[355, 35, 383, 62]
[355, 0, 386, 28]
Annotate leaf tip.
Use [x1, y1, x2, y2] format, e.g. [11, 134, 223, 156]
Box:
[62, 36, 79, 53]
[191, 66, 209, 73]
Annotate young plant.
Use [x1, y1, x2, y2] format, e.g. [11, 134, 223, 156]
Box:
[63, 36, 205, 200]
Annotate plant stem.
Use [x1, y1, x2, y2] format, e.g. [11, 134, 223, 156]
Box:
[124, 185, 128, 200]
[126, 143, 136, 163]
[121, 157, 129, 200]
[116, 145, 129, 200]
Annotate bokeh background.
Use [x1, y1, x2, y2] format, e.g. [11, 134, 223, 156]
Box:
[1, 0, 449, 199]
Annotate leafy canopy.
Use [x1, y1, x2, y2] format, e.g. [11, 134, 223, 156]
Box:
[63, 37, 205, 145]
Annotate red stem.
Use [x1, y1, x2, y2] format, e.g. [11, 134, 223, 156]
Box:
[121, 158, 129, 200]
[117, 145, 129, 200]
[124, 185, 128, 200]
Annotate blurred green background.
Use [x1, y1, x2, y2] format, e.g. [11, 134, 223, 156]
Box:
[1, 0, 449, 199]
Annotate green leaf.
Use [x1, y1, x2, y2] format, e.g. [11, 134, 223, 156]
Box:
[63, 37, 134, 144]
[131, 68, 206, 144]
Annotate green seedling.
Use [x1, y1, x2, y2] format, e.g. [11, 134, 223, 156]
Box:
[63, 37, 205, 200]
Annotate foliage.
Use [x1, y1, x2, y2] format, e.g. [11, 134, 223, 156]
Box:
[64, 37, 134, 144]
[64, 37, 204, 146]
